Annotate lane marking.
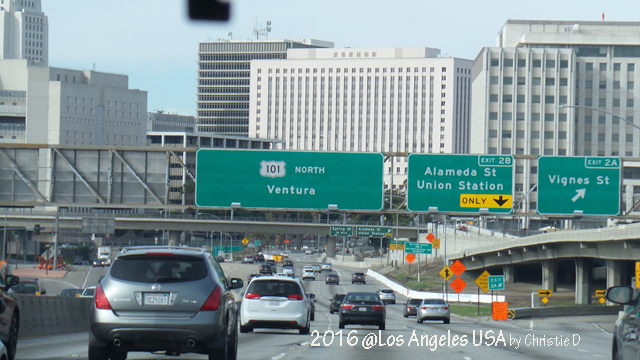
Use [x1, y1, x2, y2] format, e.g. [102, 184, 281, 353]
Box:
[593, 323, 613, 335]
[271, 353, 286, 360]
[81, 267, 94, 289]
[463, 357, 472, 360]
[300, 341, 310, 346]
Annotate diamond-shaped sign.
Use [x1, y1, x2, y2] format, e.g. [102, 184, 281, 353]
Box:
[541, 297, 549, 304]
[450, 277, 467, 293]
[450, 260, 466, 276]
[242, 238, 249, 245]
[405, 253, 415, 264]
[439, 266, 453, 281]
[426, 232, 435, 243]
[475, 270, 490, 293]
[599, 297, 606, 304]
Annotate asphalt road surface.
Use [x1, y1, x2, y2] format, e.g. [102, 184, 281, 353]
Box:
[15, 253, 614, 360]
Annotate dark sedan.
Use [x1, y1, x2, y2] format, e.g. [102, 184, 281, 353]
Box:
[351, 272, 366, 284]
[325, 273, 340, 285]
[329, 294, 346, 314]
[338, 292, 386, 330]
[403, 298, 423, 317]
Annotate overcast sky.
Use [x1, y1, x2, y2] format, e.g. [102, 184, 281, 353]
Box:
[43, 0, 640, 117]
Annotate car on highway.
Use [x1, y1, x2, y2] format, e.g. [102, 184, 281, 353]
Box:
[352, 272, 366, 284]
[89, 245, 244, 360]
[416, 298, 450, 324]
[378, 288, 396, 304]
[312, 264, 322, 273]
[60, 288, 84, 297]
[259, 264, 275, 275]
[606, 285, 640, 359]
[403, 298, 423, 317]
[93, 258, 108, 267]
[325, 273, 340, 285]
[338, 292, 386, 330]
[283, 259, 293, 267]
[301, 268, 315, 280]
[241, 255, 254, 264]
[304, 249, 313, 255]
[12, 277, 46, 295]
[321, 263, 332, 271]
[254, 254, 265, 263]
[282, 266, 294, 277]
[246, 273, 260, 284]
[280, 250, 290, 257]
[0, 268, 20, 360]
[265, 259, 277, 269]
[239, 276, 311, 334]
[329, 294, 346, 314]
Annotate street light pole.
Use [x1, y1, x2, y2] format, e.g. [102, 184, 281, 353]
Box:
[557, 104, 640, 131]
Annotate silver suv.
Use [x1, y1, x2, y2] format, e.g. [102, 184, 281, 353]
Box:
[89, 246, 244, 360]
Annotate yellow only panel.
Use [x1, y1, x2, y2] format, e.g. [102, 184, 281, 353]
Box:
[459, 194, 512, 208]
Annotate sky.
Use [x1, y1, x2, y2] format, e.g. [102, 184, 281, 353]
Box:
[43, 0, 640, 117]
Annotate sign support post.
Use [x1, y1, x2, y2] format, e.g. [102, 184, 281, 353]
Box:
[417, 216, 420, 283]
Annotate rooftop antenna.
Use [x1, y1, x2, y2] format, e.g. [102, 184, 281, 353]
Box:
[252, 20, 271, 40]
[227, 31, 233, 40]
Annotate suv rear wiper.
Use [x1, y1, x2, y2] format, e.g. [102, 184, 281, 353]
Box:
[155, 277, 183, 282]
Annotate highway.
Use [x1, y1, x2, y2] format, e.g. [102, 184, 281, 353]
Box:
[14, 252, 614, 360]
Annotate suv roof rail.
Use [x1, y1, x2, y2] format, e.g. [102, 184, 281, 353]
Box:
[120, 245, 206, 255]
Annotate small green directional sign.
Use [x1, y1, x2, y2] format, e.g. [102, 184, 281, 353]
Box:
[330, 226, 353, 237]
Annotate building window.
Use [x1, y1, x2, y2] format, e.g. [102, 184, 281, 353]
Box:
[545, 95, 555, 104]
[614, 63, 621, 71]
[532, 113, 540, 121]
[503, 95, 512, 103]
[544, 131, 554, 139]
[629, 81, 635, 89]
[504, 59, 513, 67]
[490, 76, 499, 85]
[490, 94, 498, 102]
[517, 59, 526, 67]
[560, 78, 568, 86]
[544, 113, 554, 122]
[531, 131, 540, 139]
[600, 63, 607, 71]
[517, 77, 526, 85]
[489, 130, 497, 138]
[491, 59, 499, 67]
[628, 99, 634, 107]
[586, 63, 593, 71]
[532, 77, 541, 85]
[629, 64, 635, 72]
[489, 112, 498, 120]
[502, 130, 512, 138]
[546, 60, 555, 68]
[503, 77, 513, 85]
[546, 78, 555, 86]
[517, 112, 525, 121]
[532, 95, 540, 103]
[533, 59, 541, 68]
[517, 94, 525, 103]
[503, 112, 512, 120]
[560, 60, 569, 68]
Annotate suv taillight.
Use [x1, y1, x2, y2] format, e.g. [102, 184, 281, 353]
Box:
[200, 286, 222, 310]
[95, 284, 112, 310]
[245, 292, 261, 299]
[287, 294, 304, 300]
[341, 303, 354, 310]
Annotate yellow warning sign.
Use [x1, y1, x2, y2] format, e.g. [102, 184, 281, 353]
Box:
[242, 238, 249, 245]
[432, 238, 440, 249]
[475, 270, 491, 293]
[459, 194, 512, 208]
[439, 266, 454, 281]
[541, 297, 549, 304]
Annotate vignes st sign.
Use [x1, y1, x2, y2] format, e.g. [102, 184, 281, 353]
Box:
[407, 154, 514, 213]
[195, 149, 384, 211]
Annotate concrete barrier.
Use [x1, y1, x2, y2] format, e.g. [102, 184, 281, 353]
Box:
[510, 305, 623, 319]
[18, 295, 92, 337]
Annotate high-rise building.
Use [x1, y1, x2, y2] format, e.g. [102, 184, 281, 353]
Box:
[248, 47, 472, 188]
[196, 39, 333, 136]
[471, 20, 640, 217]
[0, 0, 48, 63]
[0, 60, 147, 146]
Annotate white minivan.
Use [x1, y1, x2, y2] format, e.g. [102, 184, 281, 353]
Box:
[240, 276, 312, 334]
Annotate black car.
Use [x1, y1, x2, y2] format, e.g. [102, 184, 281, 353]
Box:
[283, 259, 293, 267]
[254, 254, 265, 263]
[338, 292, 386, 330]
[352, 272, 366, 284]
[403, 298, 423, 317]
[329, 294, 346, 314]
[606, 286, 640, 360]
[325, 273, 340, 285]
[259, 263, 275, 275]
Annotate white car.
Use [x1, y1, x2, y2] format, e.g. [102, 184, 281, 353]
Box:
[321, 263, 332, 271]
[281, 250, 290, 257]
[240, 276, 311, 334]
[305, 249, 313, 255]
[302, 269, 315, 280]
[282, 266, 294, 276]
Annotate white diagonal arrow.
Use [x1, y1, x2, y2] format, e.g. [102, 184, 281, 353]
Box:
[572, 188, 586, 202]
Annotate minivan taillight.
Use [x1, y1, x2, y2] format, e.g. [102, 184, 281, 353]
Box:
[287, 294, 304, 300]
[95, 284, 112, 310]
[200, 286, 222, 311]
[245, 292, 261, 299]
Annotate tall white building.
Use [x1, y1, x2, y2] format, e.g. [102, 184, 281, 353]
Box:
[471, 20, 640, 216]
[0, 60, 147, 146]
[248, 47, 472, 188]
[0, 0, 48, 63]
[196, 39, 333, 137]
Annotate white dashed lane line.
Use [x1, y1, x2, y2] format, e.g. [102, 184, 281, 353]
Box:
[271, 352, 286, 360]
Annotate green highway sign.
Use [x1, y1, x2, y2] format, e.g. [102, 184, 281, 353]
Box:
[407, 154, 514, 213]
[404, 242, 432, 254]
[356, 226, 393, 237]
[196, 150, 384, 211]
[254, 240, 261, 246]
[330, 226, 353, 236]
[537, 156, 621, 216]
[488, 275, 505, 290]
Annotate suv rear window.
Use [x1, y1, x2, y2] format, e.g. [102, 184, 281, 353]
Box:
[380, 289, 393, 294]
[409, 299, 422, 305]
[110, 255, 208, 283]
[354, 273, 365, 276]
[333, 294, 346, 301]
[247, 280, 302, 297]
[14, 282, 38, 294]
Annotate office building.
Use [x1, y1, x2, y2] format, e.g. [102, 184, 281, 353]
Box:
[0, 0, 48, 63]
[248, 47, 472, 188]
[0, 59, 147, 146]
[471, 20, 640, 217]
[196, 39, 333, 136]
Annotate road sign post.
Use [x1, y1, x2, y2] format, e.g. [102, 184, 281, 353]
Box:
[537, 156, 621, 215]
[196, 150, 384, 211]
[407, 154, 514, 213]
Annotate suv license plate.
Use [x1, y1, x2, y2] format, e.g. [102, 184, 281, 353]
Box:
[144, 293, 169, 305]
[358, 307, 367, 312]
